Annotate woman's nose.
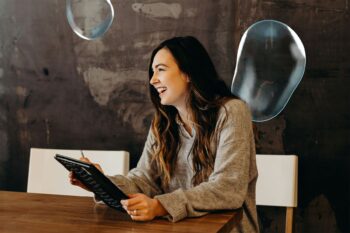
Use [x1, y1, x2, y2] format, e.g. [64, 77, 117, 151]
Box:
[150, 73, 159, 85]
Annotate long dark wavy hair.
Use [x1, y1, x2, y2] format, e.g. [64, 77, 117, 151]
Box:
[148, 36, 237, 188]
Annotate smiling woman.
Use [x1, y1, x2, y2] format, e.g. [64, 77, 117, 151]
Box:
[150, 48, 190, 117]
[70, 36, 259, 233]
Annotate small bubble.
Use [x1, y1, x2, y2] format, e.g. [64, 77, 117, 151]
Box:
[66, 0, 115, 40]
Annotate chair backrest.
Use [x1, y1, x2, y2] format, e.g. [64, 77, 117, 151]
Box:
[27, 148, 129, 197]
[256, 154, 298, 207]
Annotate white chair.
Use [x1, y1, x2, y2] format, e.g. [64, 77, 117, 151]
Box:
[256, 154, 298, 233]
[27, 148, 129, 197]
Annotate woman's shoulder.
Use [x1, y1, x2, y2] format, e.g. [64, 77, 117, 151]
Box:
[220, 98, 250, 114]
[217, 98, 252, 123]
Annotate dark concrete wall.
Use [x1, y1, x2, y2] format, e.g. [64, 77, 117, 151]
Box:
[0, 0, 349, 232]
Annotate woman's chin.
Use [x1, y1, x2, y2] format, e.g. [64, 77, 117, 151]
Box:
[160, 98, 173, 106]
[160, 100, 168, 105]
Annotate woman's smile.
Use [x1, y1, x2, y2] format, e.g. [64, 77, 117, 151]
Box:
[156, 86, 167, 97]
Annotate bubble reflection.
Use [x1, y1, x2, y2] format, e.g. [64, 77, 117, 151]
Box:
[231, 20, 306, 122]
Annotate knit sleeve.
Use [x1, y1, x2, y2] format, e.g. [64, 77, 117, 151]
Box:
[154, 99, 255, 222]
[107, 128, 163, 197]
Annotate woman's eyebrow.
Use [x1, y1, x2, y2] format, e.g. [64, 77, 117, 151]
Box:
[153, 63, 169, 70]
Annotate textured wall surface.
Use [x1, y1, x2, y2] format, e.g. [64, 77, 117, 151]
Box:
[0, 0, 349, 232]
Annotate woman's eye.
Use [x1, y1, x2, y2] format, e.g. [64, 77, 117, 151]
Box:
[158, 68, 165, 72]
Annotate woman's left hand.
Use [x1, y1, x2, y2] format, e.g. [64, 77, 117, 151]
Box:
[121, 193, 167, 221]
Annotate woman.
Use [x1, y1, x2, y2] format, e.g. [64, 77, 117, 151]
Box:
[70, 36, 259, 232]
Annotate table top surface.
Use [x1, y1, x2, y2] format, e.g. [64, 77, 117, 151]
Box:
[0, 191, 242, 233]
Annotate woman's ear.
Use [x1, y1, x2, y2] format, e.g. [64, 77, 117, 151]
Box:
[181, 73, 191, 83]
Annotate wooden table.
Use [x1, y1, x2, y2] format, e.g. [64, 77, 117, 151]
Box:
[0, 191, 242, 233]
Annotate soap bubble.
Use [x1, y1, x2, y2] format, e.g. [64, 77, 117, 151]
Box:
[66, 0, 114, 40]
[231, 20, 306, 122]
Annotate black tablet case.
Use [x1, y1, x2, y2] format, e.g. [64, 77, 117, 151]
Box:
[55, 154, 128, 211]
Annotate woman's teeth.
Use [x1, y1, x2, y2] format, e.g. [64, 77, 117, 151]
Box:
[158, 87, 167, 93]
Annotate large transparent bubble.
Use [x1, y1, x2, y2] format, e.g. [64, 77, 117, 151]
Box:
[231, 20, 306, 122]
[66, 0, 114, 40]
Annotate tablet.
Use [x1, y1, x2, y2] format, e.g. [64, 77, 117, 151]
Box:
[54, 154, 128, 211]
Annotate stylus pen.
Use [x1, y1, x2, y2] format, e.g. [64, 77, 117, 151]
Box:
[80, 150, 85, 158]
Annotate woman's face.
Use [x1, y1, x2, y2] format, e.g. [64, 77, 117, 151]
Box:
[150, 48, 190, 109]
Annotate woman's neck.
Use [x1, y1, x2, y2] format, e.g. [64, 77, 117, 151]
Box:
[177, 106, 194, 136]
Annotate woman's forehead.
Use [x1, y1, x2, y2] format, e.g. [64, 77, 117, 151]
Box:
[152, 48, 177, 67]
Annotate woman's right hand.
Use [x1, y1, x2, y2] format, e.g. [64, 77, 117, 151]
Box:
[69, 157, 104, 192]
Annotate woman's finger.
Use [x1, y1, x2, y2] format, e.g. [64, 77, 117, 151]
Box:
[68, 172, 90, 191]
[77, 157, 104, 174]
[80, 157, 91, 163]
[124, 202, 146, 213]
[121, 194, 143, 207]
[127, 208, 145, 215]
[123, 201, 144, 212]
[130, 213, 152, 221]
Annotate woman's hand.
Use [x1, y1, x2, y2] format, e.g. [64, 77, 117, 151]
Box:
[121, 193, 168, 221]
[69, 157, 104, 191]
